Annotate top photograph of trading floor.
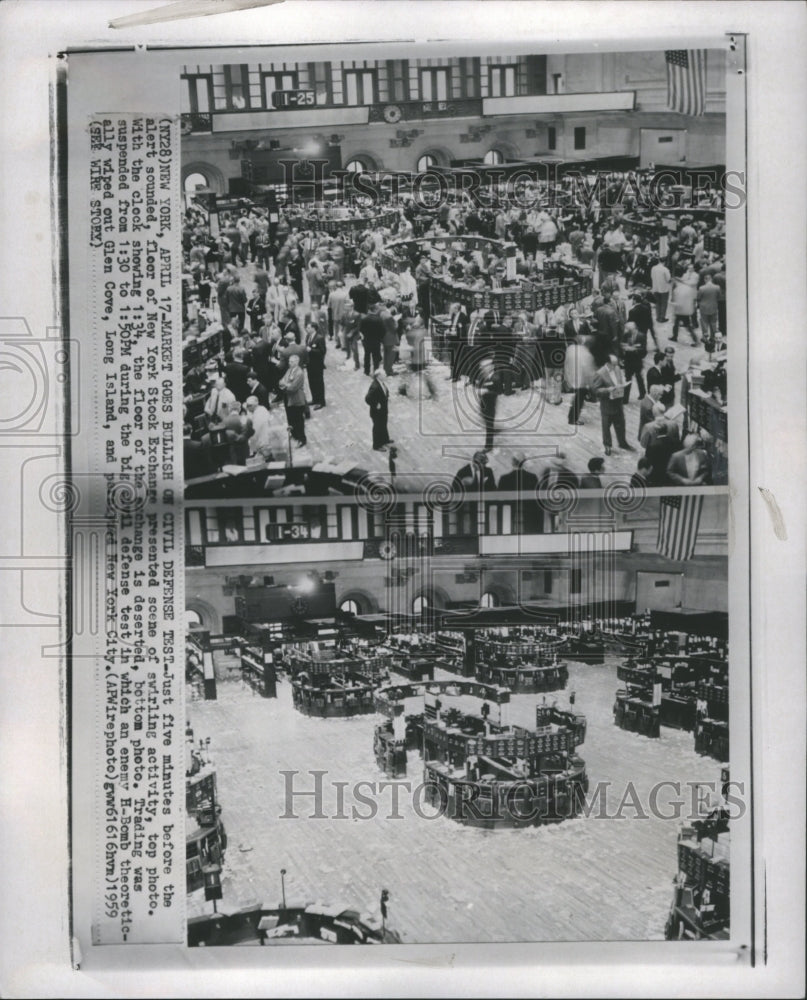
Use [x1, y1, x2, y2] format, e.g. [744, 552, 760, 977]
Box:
[180, 47, 731, 500]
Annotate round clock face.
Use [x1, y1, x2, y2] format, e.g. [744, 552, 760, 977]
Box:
[384, 105, 403, 124]
[290, 596, 310, 617]
[378, 541, 397, 560]
[180, 117, 194, 135]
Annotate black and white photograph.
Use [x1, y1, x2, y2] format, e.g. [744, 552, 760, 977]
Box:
[183, 490, 731, 945]
[180, 45, 730, 499]
[0, 2, 805, 998]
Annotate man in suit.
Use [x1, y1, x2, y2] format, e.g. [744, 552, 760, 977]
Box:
[341, 302, 362, 371]
[666, 433, 712, 486]
[360, 303, 384, 376]
[476, 357, 499, 453]
[535, 451, 578, 492]
[467, 295, 487, 347]
[453, 450, 496, 493]
[593, 290, 624, 351]
[620, 321, 647, 402]
[365, 368, 392, 451]
[249, 336, 274, 394]
[591, 354, 635, 456]
[327, 280, 349, 344]
[446, 301, 470, 383]
[646, 348, 679, 409]
[278, 353, 307, 447]
[224, 347, 251, 403]
[640, 404, 682, 486]
[637, 383, 665, 441]
[498, 451, 542, 532]
[349, 278, 370, 316]
[579, 456, 605, 489]
[498, 450, 539, 493]
[628, 290, 659, 352]
[245, 371, 270, 410]
[224, 276, 247, 333]
[562, 307, 591, 342]
[414, 254, 432, 322]
[380, 303, 400, 377]
[304, 321, 327, 409]
[275, 332, 308, 377]
[697, 274, 721, 340]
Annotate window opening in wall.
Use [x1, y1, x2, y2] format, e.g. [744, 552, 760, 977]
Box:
[489, 65, 516, 97]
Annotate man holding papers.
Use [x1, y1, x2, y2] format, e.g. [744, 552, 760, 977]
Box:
[591, 354, 636, 456]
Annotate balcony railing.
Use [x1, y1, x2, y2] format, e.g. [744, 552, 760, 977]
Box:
[181, 113, 213, 135]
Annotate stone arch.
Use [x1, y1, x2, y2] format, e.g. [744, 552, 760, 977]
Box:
[337, 589, 379, 615]
[414, 145, 455, 170]
[486, 136, 522, 162]
[343, 151, 384, 172]
[185, 598, 220, 633]
[410, 583, 451, 614]
[182, 161, 227, 196]
[478, 581, 517, 608]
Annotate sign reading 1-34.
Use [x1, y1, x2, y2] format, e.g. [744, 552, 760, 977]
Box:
[272, 90, 316, 108]
[267, 523, 311, 541]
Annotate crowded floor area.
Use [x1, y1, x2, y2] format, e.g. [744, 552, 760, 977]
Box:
[182, 174, 728, 495]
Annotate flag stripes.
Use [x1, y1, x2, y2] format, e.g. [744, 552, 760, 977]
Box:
[665, 50, 707, 116]
[657, 495, 704, 561]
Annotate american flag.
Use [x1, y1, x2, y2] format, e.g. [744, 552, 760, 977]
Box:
[665, 50, 707, 116]
[657, 495, 704, 561]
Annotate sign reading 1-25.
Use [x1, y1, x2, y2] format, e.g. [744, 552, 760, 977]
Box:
[272, 90, 316, 109]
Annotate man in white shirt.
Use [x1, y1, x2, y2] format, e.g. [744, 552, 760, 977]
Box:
[360, 257, 380, 286]
[244, 395, 273, 457]
[650, 258, 672, 323]
[603, 223, 628, 252]
[204, 376, 237, 424]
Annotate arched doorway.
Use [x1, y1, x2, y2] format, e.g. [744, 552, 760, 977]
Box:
[337, 590, 377, 616]
[411, 585, 449, 617]
[343, 151, 382, 172]
[181, 162, 226, 197]
[184, 171, 209, 195]
[185, 598, 220, 633]
[412, 594, 429, 615]
[185, 608, 204, 629]
[480, 591, 500, 608]
[483, 148, 504, 166]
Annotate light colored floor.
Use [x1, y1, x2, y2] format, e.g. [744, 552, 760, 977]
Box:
[187, 656, 722, 943]
[200, 264, 703, 485]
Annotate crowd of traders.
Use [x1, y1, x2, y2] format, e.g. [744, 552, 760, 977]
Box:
[182, 175, 727, 487]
